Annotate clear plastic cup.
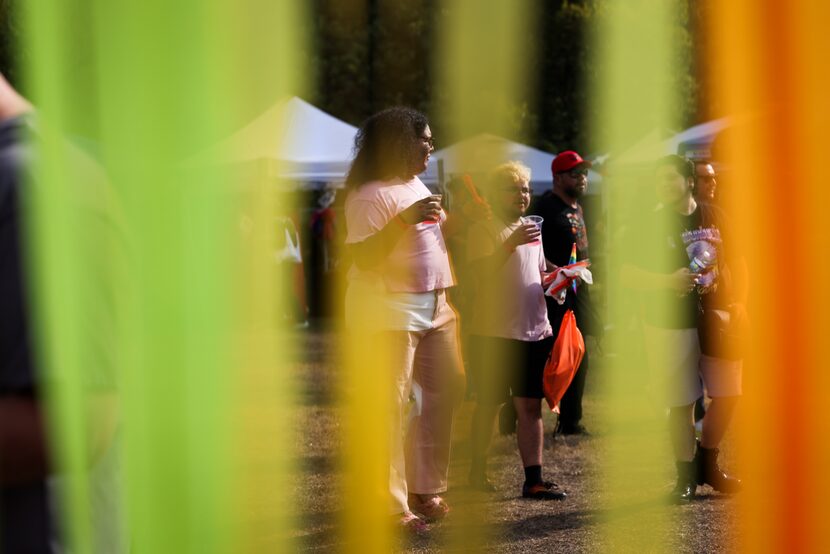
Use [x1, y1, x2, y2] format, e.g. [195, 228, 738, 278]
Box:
[525, 215, 543, 245]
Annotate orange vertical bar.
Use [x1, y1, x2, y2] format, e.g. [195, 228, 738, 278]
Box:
[709, 0, 830, 551]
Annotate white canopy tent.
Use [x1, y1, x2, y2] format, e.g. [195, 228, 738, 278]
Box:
[192, 96, 358, 186]
[428, 133, 601, 195]
[612, 117, 733, 167]
[668, 117, 731, 160]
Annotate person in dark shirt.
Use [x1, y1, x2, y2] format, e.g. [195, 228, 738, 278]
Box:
[530, 150, 595, 435]
[1, 70, 128, 552]
[622, 155, 747, 502]
[0, 72, 54, 553]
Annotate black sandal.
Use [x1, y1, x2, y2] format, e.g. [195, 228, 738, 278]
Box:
[522, 481, 567, 500]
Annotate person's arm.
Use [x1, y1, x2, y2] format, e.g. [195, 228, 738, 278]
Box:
[621, 263, 697, 294]
[441, 200, 491, 240]
[349, 196, 441, 270]
[0, 395, 50, 485]
[618, 213, 696, 294]
[726, 255, 749, 326]
[467, 222, 540, 275]
[730, 256, 748, 304]
[720, 208, 749, 321]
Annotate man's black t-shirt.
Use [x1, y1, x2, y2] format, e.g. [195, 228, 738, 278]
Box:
[532, 192, 589, 266]
[630, 202, 733, 329]
[530, 192, 593, 332]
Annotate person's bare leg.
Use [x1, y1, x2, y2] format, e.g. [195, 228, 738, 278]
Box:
[513, 396, 566, 500]
[668, 402, 697, 501]
[700, 396, 738, 449]
[697, 396, 742, 492]
[513, 397, 543, 467]
[669, 403, 696, 462]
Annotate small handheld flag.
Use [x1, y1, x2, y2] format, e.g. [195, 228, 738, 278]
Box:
[569, 242, 578, 293]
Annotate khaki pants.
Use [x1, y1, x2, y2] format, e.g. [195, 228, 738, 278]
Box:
[385, 293, 465, 514]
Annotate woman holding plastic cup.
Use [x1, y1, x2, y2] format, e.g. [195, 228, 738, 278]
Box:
[343, 107, 465, 531]
[465, 161, 567, 500]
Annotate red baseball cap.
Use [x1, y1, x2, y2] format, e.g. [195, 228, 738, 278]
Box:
[551, 150, 592, 175]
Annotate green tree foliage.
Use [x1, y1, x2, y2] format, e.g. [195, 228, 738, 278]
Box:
[537, 0, 596, 153]
[312, 0, 434, 131]
[1, 0, 702, 153]
[312, 0, 701, 154]
[0, 0, 23, 88]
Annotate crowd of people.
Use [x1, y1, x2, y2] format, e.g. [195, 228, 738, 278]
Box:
[1, 79, 745, 546]
[341, 106, 745, 533]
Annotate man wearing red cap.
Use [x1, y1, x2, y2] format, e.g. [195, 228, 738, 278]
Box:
[529, 150, 596, 435]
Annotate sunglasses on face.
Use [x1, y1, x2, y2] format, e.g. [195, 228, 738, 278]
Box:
[560, 168, 588, 178]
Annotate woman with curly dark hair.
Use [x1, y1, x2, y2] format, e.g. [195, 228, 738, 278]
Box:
[343, 107, 464, 532]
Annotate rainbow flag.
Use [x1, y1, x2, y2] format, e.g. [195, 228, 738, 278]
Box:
[569, 242, 578, 293]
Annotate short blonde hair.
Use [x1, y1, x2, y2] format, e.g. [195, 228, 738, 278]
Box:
[486, 161, 531, 195]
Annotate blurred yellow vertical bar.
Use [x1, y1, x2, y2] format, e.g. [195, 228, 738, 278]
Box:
[331, 1, 395, 550]
[214, 0, 309, 550]
[592, 0, 680, 551]
[433, 0, 533, 549]
[709, 1, 830, 552]
[436, 0, 533, 141]
[339, 317, 394, 552]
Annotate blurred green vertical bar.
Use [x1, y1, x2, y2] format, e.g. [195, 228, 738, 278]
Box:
[19, 1, 95, 551]
[434, 0, 534, 549]
[89, 0, 231, 551]
[591, 0, 682, 550]
[22, 0, 306, 552]
[88, 1, 228, 550]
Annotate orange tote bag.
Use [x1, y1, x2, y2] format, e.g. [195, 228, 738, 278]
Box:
[543, 309, 585, 413]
